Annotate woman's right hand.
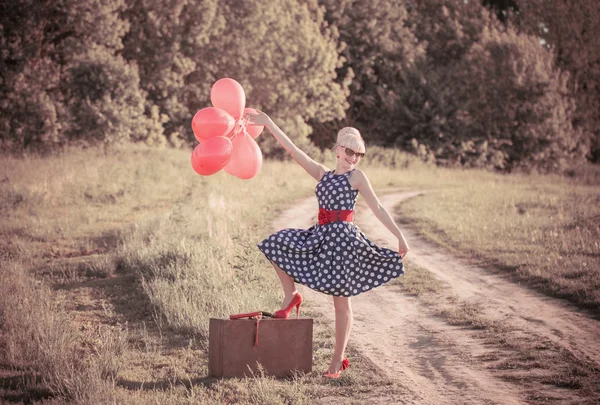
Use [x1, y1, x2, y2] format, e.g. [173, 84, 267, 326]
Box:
[246, 109, 272, 127]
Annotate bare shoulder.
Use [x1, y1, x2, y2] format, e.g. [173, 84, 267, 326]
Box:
[317, 164, 331, 181]
[349, 168, 369, 189]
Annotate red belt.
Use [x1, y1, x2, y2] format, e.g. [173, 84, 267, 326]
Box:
[318, 208, 354, 225]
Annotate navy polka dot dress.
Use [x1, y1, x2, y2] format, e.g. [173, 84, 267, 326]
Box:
[258, 170, 404, 297]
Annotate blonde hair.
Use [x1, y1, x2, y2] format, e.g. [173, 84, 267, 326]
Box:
[333, 127, 366, 153]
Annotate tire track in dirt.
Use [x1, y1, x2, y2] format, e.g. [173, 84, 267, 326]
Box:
[372, 192, 600, 370]
[272, 191, 600, 405]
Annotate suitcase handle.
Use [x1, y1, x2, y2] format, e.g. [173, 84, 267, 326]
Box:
[229, 311, 262, 320]
[229, 311, 273, 320]
[228, 311, 274, 346]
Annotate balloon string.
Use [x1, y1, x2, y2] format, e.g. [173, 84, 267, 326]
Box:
[230, 116, 249, 141]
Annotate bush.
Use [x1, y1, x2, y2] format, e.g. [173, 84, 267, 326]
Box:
[512, 0, 600, 163]
[0, 0, 164, 151]
[455, 27, 585, 171]
[309, 0, 424, 149]
[65, 45, 164, 147]
[0, 58, 63, 152]
[361, 145, 426, 169]
[392, 4, 585, 171]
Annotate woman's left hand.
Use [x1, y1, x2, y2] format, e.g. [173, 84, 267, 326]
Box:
[246, 109, 272, 127]
[398, 239, 411, 259]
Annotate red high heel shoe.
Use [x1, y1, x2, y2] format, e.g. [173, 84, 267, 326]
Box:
[323, 358, 349, 379]
[273, 292, 303, 319]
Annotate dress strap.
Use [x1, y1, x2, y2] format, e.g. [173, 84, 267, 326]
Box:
[330, 169, 355, 177]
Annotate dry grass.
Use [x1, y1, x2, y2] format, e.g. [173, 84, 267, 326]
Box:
[2, 144, 598, 403]
[391, 262, 446, 296]
[392, 263, 600, 403]
[0, 260, 124, 403]
[0, 145, 411, 404]
[398, 169, 600, 313]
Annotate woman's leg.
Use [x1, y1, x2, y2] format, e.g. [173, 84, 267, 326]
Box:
[270, 261, 297, 309]
[328, 296, 353, 373]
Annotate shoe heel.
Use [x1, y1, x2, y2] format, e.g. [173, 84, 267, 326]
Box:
[273, 292, 303, 319]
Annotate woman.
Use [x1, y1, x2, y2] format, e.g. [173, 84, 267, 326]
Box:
[248, 111, 410, 378]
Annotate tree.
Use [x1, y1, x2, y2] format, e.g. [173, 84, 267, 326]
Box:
[1, 0, 348, 153]
[481, 0, 519, 22]
[508, 0, 600, 162]
[0, 0, 69, 151]
[64, 45, 164, 146]
[310, 0, 424, 148]
[186, 0, 350, 156]
[405, 0, 498, 68]
[60, 0, 163, 146]
[122, 0, 224, 147]
[457, 26, 582, 170]
[388, 0, 585, 171]
[0, 0, 161, 151]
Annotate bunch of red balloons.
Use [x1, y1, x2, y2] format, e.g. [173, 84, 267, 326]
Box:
[191, 78, 264, 179]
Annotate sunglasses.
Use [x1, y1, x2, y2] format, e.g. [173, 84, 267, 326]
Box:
[341, 146, 365, 159]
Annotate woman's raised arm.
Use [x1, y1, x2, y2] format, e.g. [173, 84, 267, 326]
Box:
[247, 110, 328, 182]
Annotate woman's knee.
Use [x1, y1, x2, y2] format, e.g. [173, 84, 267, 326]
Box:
[333, 296, 352, 312]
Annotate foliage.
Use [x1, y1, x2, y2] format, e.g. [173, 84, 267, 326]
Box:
[405, 0, 494, 67]
[456, 27, 583, 170]
[388, 0, 585, 171]
[193, 0, 349, 156]
[64, 45, 165, 146]
[1, 0, 349, 155]
[310, 0, 424, 148]
[0, 0, 68, 151]
[122, 0, 224, 147]
[482, 0, 519, 22]
[508, 0, 600, 162]
[0, 0, 164, 150]
[312, 0, 586, 171]
[0, 56, 63, 151]
[0, 0, 597, 172]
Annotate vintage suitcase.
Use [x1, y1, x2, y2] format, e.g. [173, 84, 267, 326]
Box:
[208, 317, 313, 378]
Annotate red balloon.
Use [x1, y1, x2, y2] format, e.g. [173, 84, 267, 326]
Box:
[244, 108, 264, 138]
[224, 132, 263, 179]
[191, 136, 233, 176]
[192, 107, 235, 141]
[210, 78, 246, 120]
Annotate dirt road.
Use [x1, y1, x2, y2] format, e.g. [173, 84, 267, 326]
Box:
[272, 191, 600, 405]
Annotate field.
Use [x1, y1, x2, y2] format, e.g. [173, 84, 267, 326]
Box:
[399, 165, 600, 312]
[1, 146, 599, 404]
